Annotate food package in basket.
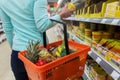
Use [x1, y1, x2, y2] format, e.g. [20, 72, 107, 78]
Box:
[18, 40, 90, 80]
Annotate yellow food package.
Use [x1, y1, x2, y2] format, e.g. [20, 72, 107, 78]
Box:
[99, 38, 108, 46]
[92, 31, 102, 43]
[105, 51, 114, 61]
[105, 40, 117, 49]
[105, 1, 119, 18]
[68, 3, 76, 10]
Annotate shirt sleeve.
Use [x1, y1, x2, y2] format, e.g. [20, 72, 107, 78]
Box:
[0, 8, 13, 47]
[34, 0, 61, 33]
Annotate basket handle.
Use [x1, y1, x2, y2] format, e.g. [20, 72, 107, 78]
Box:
[43, 19, 69, 55]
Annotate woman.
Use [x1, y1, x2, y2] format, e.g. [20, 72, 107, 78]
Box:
[0, 0, 74, 80]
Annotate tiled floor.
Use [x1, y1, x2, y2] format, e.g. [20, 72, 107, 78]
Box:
[0, 41, 15, 80]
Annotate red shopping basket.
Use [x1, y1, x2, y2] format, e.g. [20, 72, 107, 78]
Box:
[18, 20, 90, 80]
[19, 41, 90, 80]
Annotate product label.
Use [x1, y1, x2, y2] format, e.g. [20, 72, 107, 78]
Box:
[101, 19, 107, 23]
[96, 57, 102, 64]
[110, 70, 120, 80]
[111, 19, 119, 25]
[85, 18, 89, 21]
[88, 51, 92, 55]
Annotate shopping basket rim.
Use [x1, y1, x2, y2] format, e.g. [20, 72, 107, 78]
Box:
[18, 41, 90, 73]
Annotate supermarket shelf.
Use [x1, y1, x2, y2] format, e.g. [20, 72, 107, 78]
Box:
[82, 71, 91, 80]
[82, 65, 92, 80]
[68, 32, 120, 80]
[89, 50, 120, 80]
[64, 17, 120, 26]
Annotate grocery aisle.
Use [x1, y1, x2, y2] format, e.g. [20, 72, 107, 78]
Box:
[57, 0, 120, 80]
[0, 41, 15, 80]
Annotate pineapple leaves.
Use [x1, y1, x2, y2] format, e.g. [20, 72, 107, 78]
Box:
[25, 40, 41, 63]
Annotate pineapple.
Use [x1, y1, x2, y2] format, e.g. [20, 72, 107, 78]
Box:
[25, 40, 41, 63]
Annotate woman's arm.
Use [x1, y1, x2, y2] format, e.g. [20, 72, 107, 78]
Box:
[0, 8, 13, 47]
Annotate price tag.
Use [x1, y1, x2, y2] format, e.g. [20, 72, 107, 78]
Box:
[75, 18, 77, 21]
[110, 70, 120, 80]
[74, 38, 77, 41]
[101, 19, 107, 23]
[71, 35, 73, 39]
[73, 17, 76, 20]
[71, 0, 75, 2]
[85, 18, 89, 21]
[69, 33, 71, 36]
[72, 36, 75, 40]
[111, 19, 120, 25]
[76, 18, 79, 21]
[96, 57, 102, 64]
[80, 18, 83, 21]
[88, 51, 92, 55]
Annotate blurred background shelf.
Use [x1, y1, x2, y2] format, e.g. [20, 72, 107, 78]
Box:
[68, 32, 120, 80]
[64, 17, 120, 26]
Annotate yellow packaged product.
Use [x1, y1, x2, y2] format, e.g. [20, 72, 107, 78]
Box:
[105, 40, 117, 49]
[85, 28, 92, 45]
[85, 28, 92, 37]
[115, 6, 120, 18]
[92, 31, 102, 43]
[104, 1, 119, 18]
[99, 38, 115, 47]
[105, 51, 114, 61]
[79, 22, 86, 40]
[79, 22, 86, 33]
[68, 2, 76, 10]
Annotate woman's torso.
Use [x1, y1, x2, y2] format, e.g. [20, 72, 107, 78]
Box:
[0, 0, 44, 51]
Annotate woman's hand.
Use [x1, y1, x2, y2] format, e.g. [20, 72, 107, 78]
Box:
[59, 5, 74, 19]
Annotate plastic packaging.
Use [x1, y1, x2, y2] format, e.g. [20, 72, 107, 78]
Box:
[68, 0, 86, 10]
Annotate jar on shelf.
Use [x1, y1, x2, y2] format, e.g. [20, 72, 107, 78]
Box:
[92, 31, 102, 47]
[79, 22, 86, 40]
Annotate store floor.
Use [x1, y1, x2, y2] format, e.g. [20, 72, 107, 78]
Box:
[0, 27, 56, 80]
[0, 41, 15, 80]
